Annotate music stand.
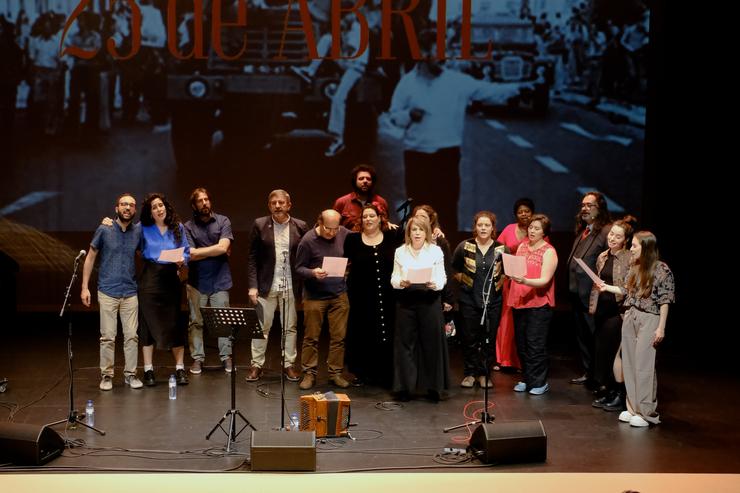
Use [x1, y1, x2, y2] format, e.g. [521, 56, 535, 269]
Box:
[201, 306, 264, 452]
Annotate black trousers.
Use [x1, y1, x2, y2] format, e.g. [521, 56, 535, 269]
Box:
[68, 65, 100, 129]
[570, 292, 595, 377]
[393, 293, 449, 394]
[460, 300, 502, 377]
[404, 147, 461, 231]
[513, 306, 552, 389]
[594, 311, 622, 389]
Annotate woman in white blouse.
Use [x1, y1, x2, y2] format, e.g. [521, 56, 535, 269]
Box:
[390, 216, 448, 401]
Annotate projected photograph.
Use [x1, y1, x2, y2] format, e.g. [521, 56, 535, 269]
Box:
[2, 0, 649, 234]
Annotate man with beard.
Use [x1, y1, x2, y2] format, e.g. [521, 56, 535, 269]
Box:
[567, 191, 611, 387]
[333, 164, 389, 230]
[388, 31, 525, 231]
[184, 188, 234, 374]
[245, 189, 309, 382]
[81, 193, 143, 391]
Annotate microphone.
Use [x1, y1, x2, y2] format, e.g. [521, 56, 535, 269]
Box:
[396, 198, 413, 212]
[75, 250, 87, 262]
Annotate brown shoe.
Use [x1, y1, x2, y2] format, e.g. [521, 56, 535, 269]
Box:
[284, 366, 301, 382]
[329, 374, 350, 389]
[299, 373, 315, 390]
[245, 365, 262, 382]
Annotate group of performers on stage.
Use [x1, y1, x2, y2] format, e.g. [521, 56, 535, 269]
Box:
[81, 164, 674, 428]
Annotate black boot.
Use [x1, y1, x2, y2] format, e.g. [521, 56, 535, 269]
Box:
[592, 390, 614, 408]
[603, 391, 626, 412]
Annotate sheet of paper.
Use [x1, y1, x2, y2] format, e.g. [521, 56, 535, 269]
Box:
[322, 256, 348, 277]
[158, 247, 184, 263]
[502, 253, 527, 278]
[574, 257, 603, 285]
[407, 267, 432, 284]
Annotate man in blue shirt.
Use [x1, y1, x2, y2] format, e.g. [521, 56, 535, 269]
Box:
[81, 193, 143, 391]
[184, 188, 234, 374]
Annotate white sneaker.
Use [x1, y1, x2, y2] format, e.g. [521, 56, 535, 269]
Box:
[629, 415, 650, 427]
[513, 381, 527, 392]
[528, 382, 550, 395]
[99, 375, 113, 391]
[618, 410, 634, 423]
[460, 376, 475, 388]
[125, 375, 143, 389]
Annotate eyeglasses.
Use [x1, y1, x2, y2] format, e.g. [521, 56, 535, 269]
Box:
[118, 202, 136, 208]
[323, 226, 340, 232]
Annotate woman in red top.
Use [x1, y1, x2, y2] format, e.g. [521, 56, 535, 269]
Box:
[508, 214, 558, 395]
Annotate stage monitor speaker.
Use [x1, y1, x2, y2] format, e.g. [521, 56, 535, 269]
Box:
[468, 420, 547, 464]
[0, 422, 65, 466]
[250, 430, 316, 471]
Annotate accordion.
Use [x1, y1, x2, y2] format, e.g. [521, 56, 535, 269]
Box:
[299, 391, 351, 438]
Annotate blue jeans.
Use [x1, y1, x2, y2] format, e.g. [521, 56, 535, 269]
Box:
[187, 285, 232, 362]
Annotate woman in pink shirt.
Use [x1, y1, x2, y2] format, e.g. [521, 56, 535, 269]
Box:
[508, 214, 558, 395]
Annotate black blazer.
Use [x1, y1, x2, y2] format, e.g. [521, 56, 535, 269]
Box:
[247, 216, 310, 298]
[567, 224, 610, 305]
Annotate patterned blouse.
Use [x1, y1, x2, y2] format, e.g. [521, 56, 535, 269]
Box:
[623, 261, 675, 315]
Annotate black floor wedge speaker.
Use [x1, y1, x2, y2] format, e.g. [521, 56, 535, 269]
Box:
[468, 420, 547, 464]
[0, 422, 65, 465]
[250, 430, 316, 471]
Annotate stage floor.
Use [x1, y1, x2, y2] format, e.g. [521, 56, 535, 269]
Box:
[1, 313, 739, 480]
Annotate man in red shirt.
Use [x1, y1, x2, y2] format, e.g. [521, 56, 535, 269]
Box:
[332, 164, 389, 230]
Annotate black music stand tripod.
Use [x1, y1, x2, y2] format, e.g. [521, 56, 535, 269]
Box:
[48, 252, 106, 436]
[201, 306, 264, 452]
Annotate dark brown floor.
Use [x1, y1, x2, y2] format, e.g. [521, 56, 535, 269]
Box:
[1, 312, 739, 474]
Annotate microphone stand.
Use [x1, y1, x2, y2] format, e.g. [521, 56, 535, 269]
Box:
[278, 250, 290, 431]
[49, 253, 106, 435]
[444, 248, 500, 433]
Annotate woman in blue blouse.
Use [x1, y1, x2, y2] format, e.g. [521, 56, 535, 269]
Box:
[139, 193, 190, 387]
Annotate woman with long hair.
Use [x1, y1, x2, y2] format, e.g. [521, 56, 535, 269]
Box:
[452, 211, 507, 388]
[508, 214, 558, 395]
[599, 231, 674, 426]
[344, 204, 400, 387]
[391, 216, 448, 401]
[138, 193, 190, 387]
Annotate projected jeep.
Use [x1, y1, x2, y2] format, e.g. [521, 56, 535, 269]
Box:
[166, 1, 382, 165]
[461, 15, 552, 115]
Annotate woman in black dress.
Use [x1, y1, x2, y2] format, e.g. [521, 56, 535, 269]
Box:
[344, 204, 400, 387]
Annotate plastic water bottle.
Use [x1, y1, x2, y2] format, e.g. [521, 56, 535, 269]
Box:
[289, 412, 300, 431]
[85, 399, 95, 426]
[168, 374, 177, 400]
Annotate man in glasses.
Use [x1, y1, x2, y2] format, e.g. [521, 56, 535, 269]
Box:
[81, 193, 143, 391]
[567, 191, 611, 388]
[294, 210, 351, 390]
